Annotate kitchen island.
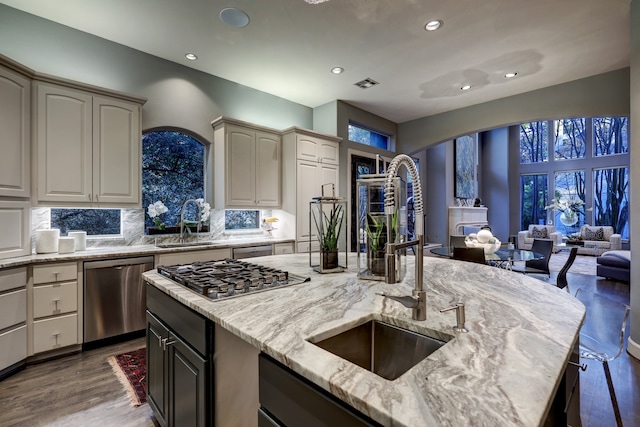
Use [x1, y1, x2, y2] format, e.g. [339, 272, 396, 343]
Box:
[142, 253, 585, 427]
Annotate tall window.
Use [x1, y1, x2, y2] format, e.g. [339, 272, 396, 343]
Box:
[517, 116, 630, 239]
[554, 170, 586, 234]
[594, 167, 629, 237]
[520, 121, 548, 164]
[594, 117, 628, 156]
[142, 130, 205, 231]
[520, 174, 548, 229]
[348, 123, 390, 150]
[554, 119, 586, 160]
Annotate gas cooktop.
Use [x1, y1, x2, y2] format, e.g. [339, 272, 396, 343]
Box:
[157, 258, 310, 301]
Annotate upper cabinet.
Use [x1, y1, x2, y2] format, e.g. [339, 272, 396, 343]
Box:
[33, 81, 143, 207]
[0, 62, 31, 198]
[213, 117, 281, 209]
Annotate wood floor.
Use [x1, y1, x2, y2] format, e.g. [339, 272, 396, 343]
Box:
[0, 273, 637, 427]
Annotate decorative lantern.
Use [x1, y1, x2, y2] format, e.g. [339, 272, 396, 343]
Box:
[309, 184, 348, 273]
[356, 173, 407, 281]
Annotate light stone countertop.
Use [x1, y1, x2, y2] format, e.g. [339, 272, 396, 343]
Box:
[142, 253, 585, 427]
[0, 238, 295, 269]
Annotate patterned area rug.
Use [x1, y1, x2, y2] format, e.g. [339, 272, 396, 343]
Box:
[108, 347, 147, 406]
[548, 251, 597, 276]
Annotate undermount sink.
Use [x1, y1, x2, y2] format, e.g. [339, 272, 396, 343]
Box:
[156, 241, 216, 249]
[309, 320, 447, 381]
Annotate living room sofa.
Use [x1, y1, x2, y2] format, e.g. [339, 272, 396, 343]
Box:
[596, 250, 630, 282]
[574, 225, 621, 256]
[518, 225, 563, 253]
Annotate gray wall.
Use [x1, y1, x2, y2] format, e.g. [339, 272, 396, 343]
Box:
[398, 68, 630, 153]
[481, 128, 510, 242]
[629, 0, 639, 361]
[0, 4, 313, 144]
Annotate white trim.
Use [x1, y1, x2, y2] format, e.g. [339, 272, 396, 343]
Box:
[627, 337, 640, 361]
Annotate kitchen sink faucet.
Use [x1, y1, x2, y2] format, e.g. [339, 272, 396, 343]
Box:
[179, 199, 203, 243]
[377, 154, 426, 321]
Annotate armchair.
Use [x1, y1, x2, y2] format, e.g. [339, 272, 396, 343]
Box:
[575, 225, 621, 256]
[517, 225, 562, 253]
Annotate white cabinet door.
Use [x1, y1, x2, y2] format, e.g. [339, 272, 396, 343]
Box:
[295, 161, 339, 246]
[0, 66, 30, 197]
[226, 125, 256, 207]
[255, 131, 281, 207]
[0, 201, 31, 260]
[319, 140, 339, 165]
[215, 120, 281, 209]
[33, 281, 78, 318]
[36, 83, 93, 204]
[35, 82, 142, 206]
[296, 161, 320, 243]
[33, 313, 78, 353]
[93, 96, 141, 204]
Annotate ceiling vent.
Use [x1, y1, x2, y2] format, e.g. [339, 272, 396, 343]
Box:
[354, 78, 379, 89]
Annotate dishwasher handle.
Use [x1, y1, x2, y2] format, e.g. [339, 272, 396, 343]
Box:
[84, 256, 155, 270]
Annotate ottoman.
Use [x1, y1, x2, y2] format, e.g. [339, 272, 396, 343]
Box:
[596, 250, 630, 282]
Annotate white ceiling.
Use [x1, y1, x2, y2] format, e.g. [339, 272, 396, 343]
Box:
[1, 0, 631, 123]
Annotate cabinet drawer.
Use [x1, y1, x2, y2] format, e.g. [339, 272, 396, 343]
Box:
[0, 324, 26, 370]
[33, 281, 77, 318]
[33, 263, 77, 284]
[0, 288, 26, 330]
[273, 243, 294, 255]
[296, 240, 319, 254]
[33, 313, 78, 353]
[0, 266, 27, 292]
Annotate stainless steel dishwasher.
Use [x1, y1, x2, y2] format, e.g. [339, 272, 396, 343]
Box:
[83, 256, 154, 346]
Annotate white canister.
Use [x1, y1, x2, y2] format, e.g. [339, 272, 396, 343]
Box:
[35, 229, 60, 254]
[68, 231, 87, 251]
[58, 237, 76, 254]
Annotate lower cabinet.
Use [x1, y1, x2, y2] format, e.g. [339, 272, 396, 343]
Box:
[259, 354, 381, 427]
[146, 283, 214, 427]
[0, 266, 27, 378]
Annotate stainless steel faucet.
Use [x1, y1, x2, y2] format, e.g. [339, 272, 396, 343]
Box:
[377, 154, 426, 321]
[179, 199, 203, 243]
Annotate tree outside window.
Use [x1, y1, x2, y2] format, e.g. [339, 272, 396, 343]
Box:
[520, 174, 548, 229]
[594, 167, 629, 238]
[594, 117, 628, 156]
[554, 119, 586, 160]
[142, 130, 205, 232]
[520, 121, 548, 164]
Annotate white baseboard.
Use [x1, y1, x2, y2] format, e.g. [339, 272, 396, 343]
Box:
[627, 336, 640, 361]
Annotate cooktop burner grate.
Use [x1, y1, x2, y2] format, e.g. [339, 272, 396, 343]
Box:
[157, 258, 310, 301]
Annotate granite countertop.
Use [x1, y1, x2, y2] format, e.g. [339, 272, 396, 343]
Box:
[143, 253, 585, 427]
[0, 238, 295, 269]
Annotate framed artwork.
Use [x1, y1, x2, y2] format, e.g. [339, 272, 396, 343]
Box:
[454, 135, 476, 199]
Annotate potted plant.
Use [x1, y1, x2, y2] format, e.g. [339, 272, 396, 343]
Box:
[313, 204, 344, 270]
[366, 212, 397, 275]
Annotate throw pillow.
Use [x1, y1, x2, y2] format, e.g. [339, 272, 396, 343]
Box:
[531, 227, 548, 238]
[584, 227, 605, 241]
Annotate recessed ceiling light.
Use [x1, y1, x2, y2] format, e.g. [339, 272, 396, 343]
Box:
[219, 8, 250, 28]
[425, 20, 443, 31]
[331, 67, 344, 74]
[185, 53, 198, 61]
[504, 72, 518, 78]
[461, 85, 471, 91]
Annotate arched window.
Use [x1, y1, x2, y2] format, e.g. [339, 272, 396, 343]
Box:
[142, 129, 206, 232]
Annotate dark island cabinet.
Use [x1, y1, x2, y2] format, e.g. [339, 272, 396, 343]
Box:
[259, 354, 382, 427]
[146, 283, 214, 427]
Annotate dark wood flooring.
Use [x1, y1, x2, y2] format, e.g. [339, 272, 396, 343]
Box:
[0, 273, 637, 427]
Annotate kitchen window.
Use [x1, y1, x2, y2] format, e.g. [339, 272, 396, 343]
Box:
[225, 210, 260, 230]
[348, 123, 390, 150]
[142, 129, 206, 232]
[50, 208, 122, 236]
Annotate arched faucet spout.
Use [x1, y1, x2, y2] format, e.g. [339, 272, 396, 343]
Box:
[379, 154, 426, 320]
